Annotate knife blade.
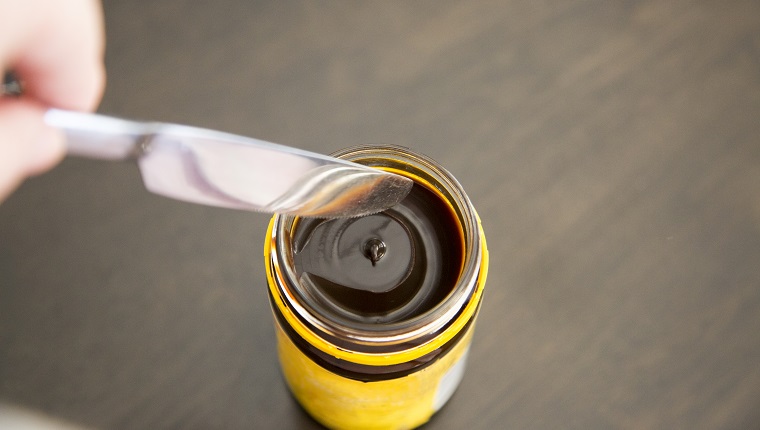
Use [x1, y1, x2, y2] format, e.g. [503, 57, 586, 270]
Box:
[44, 109, 413, 218]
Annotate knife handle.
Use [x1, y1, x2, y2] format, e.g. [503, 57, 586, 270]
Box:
[44, 109, 145, 160]
[3, 71, 144, 161]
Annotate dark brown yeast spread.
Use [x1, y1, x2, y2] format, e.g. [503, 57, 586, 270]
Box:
[292, 182, 464, 325]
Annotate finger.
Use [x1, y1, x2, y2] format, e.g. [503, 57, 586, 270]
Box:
[1, 0, 105, 111]
[0, 99, 64, 202]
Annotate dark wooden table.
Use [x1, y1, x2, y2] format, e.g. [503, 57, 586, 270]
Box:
[2, 1, 759, 428]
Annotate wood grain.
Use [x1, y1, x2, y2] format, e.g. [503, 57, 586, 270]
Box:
[2, 0, 759, 428]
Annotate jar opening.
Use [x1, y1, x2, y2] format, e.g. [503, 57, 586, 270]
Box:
[272, 145, 482, 347]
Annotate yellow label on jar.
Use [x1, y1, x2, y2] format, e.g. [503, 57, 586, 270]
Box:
[275, 322, 476, 430]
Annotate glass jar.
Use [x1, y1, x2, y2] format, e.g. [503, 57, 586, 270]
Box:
[265, 145, 488, 430]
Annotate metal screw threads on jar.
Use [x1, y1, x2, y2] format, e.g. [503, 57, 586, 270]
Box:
[264, 145, 488, 430]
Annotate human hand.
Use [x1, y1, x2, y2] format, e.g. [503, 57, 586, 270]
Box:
[0, 0, 105, 203]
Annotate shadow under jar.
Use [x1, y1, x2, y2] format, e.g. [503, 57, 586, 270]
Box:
[265, 145, 488, 430]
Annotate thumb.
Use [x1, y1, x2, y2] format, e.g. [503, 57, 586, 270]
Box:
[0, 99, 65, 202]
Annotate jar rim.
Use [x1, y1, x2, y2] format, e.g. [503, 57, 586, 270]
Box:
[269, 145, 484, 351]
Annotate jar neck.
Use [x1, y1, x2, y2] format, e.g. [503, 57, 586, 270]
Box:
[271, 145, 483, 354]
